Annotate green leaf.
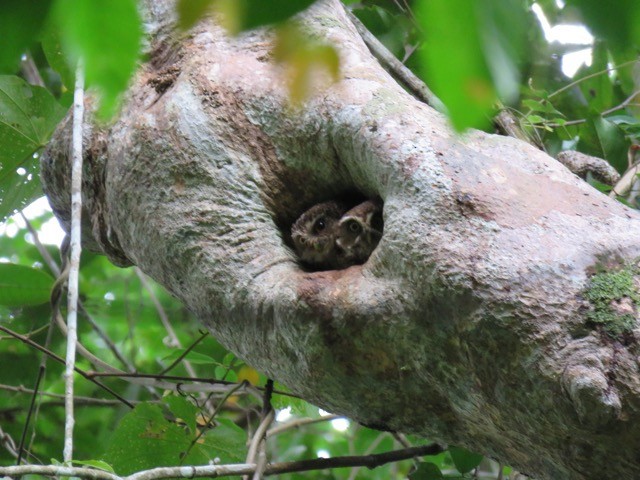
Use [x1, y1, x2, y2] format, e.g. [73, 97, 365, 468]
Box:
[0, 161, 42, 223]
[0, 76, 66, 169]
[409, 462, 444, 480]
[0, 0, 53, 74]
[522, 99, 562, 116]
[526, 114, 545, 124]
[164, 395, 199, 435]
[591, 117, 627, 172]
[53, 0, 142, 118]
[0, 75, 65, 221]
[102, 403, 191, 475]
[195, 418, 246, 464]
[448, 446, 483, 474]
[416, 0, 526, 131]
[72, 459, 115, 473]
[0, 263, 54, 307]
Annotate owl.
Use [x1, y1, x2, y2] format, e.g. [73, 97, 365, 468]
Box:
[291, 201, 350, 270]
[291, 199, 383, 270]
[335, 199, 383, 266]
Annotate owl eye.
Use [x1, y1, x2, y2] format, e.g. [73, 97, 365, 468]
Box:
[299, 236, 306, 245]
[313, 217, 326, 234]
[346, 220, 362, 233]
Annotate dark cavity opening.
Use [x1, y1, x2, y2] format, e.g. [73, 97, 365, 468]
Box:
[289, 193, 384, 271]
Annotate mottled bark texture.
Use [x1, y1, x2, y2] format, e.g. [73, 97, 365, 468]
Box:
[41, 1, 640, 478]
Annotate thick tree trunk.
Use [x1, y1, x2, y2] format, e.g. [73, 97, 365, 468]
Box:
[41, 1, 640, 478]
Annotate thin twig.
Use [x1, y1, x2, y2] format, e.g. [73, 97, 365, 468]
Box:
[21, 212, 137, 372]
[0, 384, 141, 406]
[0, 443, 445, 479]
[345, 9, 445, 113]
[246, 379, 274, 480]
[18, 237, 71, 464]
[0, 325, 134, 409]
[547, 60, 637, 99]
[159, 330, 209, 375]
[63, 58, 86, 462]
[347, 431, 391, 480]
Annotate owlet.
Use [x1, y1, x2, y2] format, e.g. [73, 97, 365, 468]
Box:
[291, 199, 383, 270]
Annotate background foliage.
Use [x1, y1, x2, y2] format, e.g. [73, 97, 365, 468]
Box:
[1, 0, 640, 478]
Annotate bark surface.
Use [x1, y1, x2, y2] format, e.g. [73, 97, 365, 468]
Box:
[41, 1, 640, 478]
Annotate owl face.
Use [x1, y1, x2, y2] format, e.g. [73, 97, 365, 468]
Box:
[335, 199, 383, 265]
[291, 201, 348, 269]
[291, 199, 383, 270]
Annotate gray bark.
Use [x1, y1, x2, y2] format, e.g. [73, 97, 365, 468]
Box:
[41, 1, 640, 478]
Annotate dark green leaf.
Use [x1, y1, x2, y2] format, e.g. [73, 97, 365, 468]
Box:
[0, 0, 53, 74]
[0, 263, 53, 307]
[565, 0, 640, 49]
[237, 0, 317, 31]
[53, 0, 142, 118]
[417, 0, 525, 130]
[41, 20, 75, 90]
[0, 75, 65, 221]
[0, 161, 42, 222]
[164, 395, 199, 435]
[102, 403, 191, 475]
[409, 461, 444, 480]
[195, 418, 246, 464]
[0, 76, 66, 171]
[591, 117, 627, 172]
[448, 446, 483, 474]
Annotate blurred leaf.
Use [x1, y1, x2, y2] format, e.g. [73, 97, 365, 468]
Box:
[0, 263, 53, 307]
[526, 114, 545, 124]
[274, 24, 340, 104]
[448, 446, 483, 474]
[237, 365, 260, 385]
[576, 43, 613, 113]
[0, 0, 53, 74]
[41, 20, 75, 90]
[522, 99, 562, 116]
[177, 0, 215, 30]
[565, 0, 640, 50]
[591, 117, 628, 172]
[417, 0, 526, 131]
[53, 0, 142, 118]
[178, 0, 317, 33]
[409, 461, 444, 479]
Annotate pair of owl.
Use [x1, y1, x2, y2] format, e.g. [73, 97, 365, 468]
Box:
[291, 199, 383, 270]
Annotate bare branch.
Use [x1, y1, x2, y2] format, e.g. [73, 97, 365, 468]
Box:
[0, 443, 444, 480]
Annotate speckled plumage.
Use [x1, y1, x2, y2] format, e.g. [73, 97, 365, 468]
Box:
[291, 199, 383, 270]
